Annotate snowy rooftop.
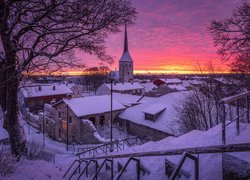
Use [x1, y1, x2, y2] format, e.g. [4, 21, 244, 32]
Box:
[119, 51, 133, 62]
[21, 84, 73, 98]
[105, 82, 144, 91]
[113, 93, 155, 106]
[141, 82, 156, 92]
[63, 95, 125, 117]
[160, 78, 182, 84]
[168, 85, 187, 91]
[142, 103, 166, 115]
[119, 91, 191, 135]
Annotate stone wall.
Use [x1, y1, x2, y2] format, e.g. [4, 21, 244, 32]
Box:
[80, 120, 109, 144]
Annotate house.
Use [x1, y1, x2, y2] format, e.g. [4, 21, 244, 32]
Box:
[45, 95, 125, 144]
[153, 78, 183, 87]
[118, 91, 190, 141]
[66, 83, 84, 98]
[144, 82, 187, 97]
[96, 82, 145, 95]
[19, 84, 73, 113]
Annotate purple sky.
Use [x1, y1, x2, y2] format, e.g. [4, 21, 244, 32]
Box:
[74, 0, 241, 74]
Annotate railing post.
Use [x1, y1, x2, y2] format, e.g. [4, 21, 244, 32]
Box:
[247, 96, 250, 123]
[194, 155, 199, 180]
[236, 100, 240, 135]
[111, 159, 114, 180]
[219, 102, 226, 145]
[137, 159, 140, 180]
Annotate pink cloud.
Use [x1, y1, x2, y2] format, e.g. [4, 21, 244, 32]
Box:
[75, 0, 241, 73]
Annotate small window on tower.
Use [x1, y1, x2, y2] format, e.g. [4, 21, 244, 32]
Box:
[128, 73, 129, 75]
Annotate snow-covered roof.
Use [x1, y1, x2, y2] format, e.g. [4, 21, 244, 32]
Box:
[142, 103, 166, 115]
[119, 51, 133, 62]
[160, 78, 182, 84]
[141, 82, 156, 92]
[21, 84, 73, 98]
[214, 77, 241, 85]
[105, 82, 144, 91]
[63, 95, 125, 117]
[113, 93, 154, 106]
[65, 83, 83, 89]
[119, 91, 191, 135]
[168, 85, 187, 91]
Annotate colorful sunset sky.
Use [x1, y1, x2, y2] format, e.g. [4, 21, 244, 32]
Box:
[75, 0, 242, 74]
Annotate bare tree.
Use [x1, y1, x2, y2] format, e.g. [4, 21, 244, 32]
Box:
[209, 1, 250, 72]
[0, 0, 136, 156]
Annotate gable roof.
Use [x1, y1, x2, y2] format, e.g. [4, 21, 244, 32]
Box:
[63, 95, 125, 117]
[119, 91, 191, 135]
[21, 84, 73, 98]
[142, 103, 166, 115]
[105, 82, 144, 91]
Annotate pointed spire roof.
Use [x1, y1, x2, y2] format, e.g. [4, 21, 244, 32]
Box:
[119, 25, 133, 62]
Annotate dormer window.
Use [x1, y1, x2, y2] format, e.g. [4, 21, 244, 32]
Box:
[142, 104, 166, 122]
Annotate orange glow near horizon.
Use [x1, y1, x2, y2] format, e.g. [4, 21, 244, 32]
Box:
[72, 0, 239, 76]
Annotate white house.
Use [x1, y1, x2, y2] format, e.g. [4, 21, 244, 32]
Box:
[118, 91, 190, 141]
[45, 95, 125, 144]
[66, 83, 84, 98]
[19, 84, 73, 113]
[97, 82, 145, 95]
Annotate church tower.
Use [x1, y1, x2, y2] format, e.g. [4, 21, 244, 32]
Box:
[119, 25, 133, 83]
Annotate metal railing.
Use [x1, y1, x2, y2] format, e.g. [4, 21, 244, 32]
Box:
[76, 136, 145, 158]
[116, 157, 141, 180]
[92, 159, 113, 180]
[63, 143, 250, 179]
[170, 152, 198, 180]
[77, 159, 98, 180]
[219, 91, 250, 145]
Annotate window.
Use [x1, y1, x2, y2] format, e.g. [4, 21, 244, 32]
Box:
[100, 115, 105, 126]
[145, 113, 155, 121]
[59, 129, 61, 138]
[69, 116, 72, 124]
[59, 112, 61, 118]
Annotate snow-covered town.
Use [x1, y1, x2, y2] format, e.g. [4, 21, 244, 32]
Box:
[0, 0, 250, 180]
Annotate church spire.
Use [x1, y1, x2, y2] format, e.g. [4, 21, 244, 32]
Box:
[124, 24, 128, 52]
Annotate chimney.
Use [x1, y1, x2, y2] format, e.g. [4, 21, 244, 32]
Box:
[67, 94, 72, 100]
[38, 86, 42, 91]
[53, 86, 56, 90]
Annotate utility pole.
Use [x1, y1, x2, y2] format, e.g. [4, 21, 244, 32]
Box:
[43, 105, 45, 147]
[110, 79, 113, 152]
[66, 105, 69, 151]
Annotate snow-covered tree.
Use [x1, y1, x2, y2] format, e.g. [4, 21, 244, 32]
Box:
[0, 0, 136, 156]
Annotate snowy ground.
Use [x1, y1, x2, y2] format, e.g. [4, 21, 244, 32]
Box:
[1, 104, 250, 179]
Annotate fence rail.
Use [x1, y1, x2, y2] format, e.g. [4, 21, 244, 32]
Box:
[80, 143, 250, 161]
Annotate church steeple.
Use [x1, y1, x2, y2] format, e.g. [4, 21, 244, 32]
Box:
[119, 25, 134, 83]
[124, 24, 128, 52]
[119, 25, 133, 62]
